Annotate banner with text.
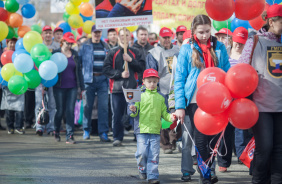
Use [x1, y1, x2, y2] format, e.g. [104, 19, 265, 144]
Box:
[153, 0, 207, 29]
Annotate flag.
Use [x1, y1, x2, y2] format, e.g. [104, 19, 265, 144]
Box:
[195, 146, 211, 179]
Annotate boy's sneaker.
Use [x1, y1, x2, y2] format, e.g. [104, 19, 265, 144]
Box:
[15, 128, 25, 134]
[148, 179, 160, 184]
[54, 133, 61, 142]
[36, 130, 43, 136]
[8, 128, 14, 134]
[100, 132, 111, 142]
[83, 130, 90, 140]
[211, 169, 218, 183]
[139, 172, 147, 180]
[113, 140, 122, 146]
[66, 136, 76, 144]
[181, 173, 191, 182]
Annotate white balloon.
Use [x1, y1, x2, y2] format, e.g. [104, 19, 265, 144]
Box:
[14, 53, 34, 73]
[50, 52, 68, 73]
[16, 0, 30, 5]
[39, 60, 58, 80]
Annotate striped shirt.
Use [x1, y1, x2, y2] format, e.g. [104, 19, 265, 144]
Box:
[229, 57, 238, 67]
[92, 42, 106, 73]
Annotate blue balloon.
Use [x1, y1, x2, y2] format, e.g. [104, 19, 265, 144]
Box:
[266, 0, 282, 5]
[14, 53, 34, 73]
[80, 13, 92, 22]
[0, 1, 4, 8]
[231, 18, 251, 32]
[0, 69, 8, 87]
[21, 4, 36, 19]
[50, 53, 68, 73]
[39, 60, 58, 80]
[41, 75, 58, 87]
[15, 38, 25, 50]
[1, 39, 6, 49]
[12, 49, 30, 63]
[16, 0, 30, 5]
[59, 22, 71, 34]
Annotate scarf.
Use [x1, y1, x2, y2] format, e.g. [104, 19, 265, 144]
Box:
[194, 34, 214, 68]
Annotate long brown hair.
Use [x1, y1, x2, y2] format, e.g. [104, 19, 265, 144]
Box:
[190, 15, 218, 68]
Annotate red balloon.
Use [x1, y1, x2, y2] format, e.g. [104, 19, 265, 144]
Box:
[77, 27, 83, 35]
[1, 50, 14, 66]
[235, 0, 265, 20]
[249, 4, 270, 30]
[205, 0, 235, 21]
[196, 82, 232, 114]
[0, 8, 9, 22]
[228, 98, 259, 129]
[225, 63, 259, 98]
[194, 107, 228, 135]
[197, 67, 226, 88]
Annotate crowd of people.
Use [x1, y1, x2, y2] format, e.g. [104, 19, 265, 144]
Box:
[0, 3, 282, 184]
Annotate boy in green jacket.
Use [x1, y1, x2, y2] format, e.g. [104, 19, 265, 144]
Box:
[129, 69, 176, 184]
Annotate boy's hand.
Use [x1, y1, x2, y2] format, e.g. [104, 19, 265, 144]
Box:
[129, 105, 136, 112]
[171, 113, 177, 122]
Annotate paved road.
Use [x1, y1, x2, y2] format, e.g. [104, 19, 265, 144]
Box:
[0, 126, 252, 184]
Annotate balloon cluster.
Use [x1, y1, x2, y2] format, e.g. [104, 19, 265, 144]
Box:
[194, 64, 259, 135]
[0, 31, 68, 95]
[207, 0, 278, 32]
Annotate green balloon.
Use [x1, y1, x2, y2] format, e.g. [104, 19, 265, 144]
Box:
[161, 118, 172, 129]
[30, 43, 51, 67]
[63, 12, 70, 22]
[6, 26, 15, 39]
[14, 27, 18, 38]
[213, 19, 231, 32]
[31, 25, 42, 34]
[5, 0, 19, 13]
[23, 70, 41, 89]
[8, 75, 28, 95]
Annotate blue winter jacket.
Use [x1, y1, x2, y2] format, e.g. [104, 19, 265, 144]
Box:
[174, 38, 230, 110]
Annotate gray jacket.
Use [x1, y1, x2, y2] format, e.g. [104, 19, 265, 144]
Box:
[1, 88, 24, 111]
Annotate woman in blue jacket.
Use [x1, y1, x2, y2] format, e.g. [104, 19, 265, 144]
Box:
[174, 14, 230, 184]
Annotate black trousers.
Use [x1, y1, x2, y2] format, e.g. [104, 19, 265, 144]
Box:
[24, 90, 35, 125]
[6, 110, 24, 129]
[252, 112, 282, 184]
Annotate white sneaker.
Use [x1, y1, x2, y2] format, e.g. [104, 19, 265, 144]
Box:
[113, 140, 122, 146]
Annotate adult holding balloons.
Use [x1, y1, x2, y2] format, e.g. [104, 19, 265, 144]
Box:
[51, 32, 84, 144]
[174, 15, 230, 184]
[239, 4, 282, 184]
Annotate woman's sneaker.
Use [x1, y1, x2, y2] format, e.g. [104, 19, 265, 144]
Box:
[15, 128, 25, 134]
[8, 128, 14, 134]
[66, 136, 76, 144]
[181, 173, 191, 182]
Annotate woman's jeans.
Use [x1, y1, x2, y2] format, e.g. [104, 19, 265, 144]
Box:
[136, 134, 160, 180]
[252, 112, 282, 184]
[53, 87, 77, 139]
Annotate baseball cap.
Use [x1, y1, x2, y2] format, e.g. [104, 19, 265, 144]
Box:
[215, 28, 233, 36]
[91, 25, 102, 32]
[54, 27, 63, 33]
[183, 30, 192, 40]
[107, 28, 117, 33]
[176, 25, 187, 33]
[265, 4, 282, 19]
[63, 32, 76, 43]
[159, 27, 173, 37]
[42, 25, 52, 32]
[143, 69, 160, 79]
[232, 27, 248, 44]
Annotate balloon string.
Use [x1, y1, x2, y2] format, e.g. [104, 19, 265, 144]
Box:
[183, 121, 196, 146]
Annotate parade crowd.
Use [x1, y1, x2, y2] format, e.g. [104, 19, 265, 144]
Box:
[0, 4, 282, 184]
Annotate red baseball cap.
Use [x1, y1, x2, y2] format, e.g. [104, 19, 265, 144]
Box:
[266, 4, 282, 19]
[183, 30, 192, 40]
[232, 27, 248, 44]
[143, 69, 160, 79]
[176, 25, 187, 33]
[54, 27, 63, 33]
[63, 32, 76, 43]
[215, 28, 233, 36]
[159, 27, 173, 37]
[42, 25, 52, 32]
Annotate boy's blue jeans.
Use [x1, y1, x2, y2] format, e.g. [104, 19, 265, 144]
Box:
[135, 134, 160, 180]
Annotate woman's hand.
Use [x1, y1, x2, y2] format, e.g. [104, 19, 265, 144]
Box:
[175, 109, 185, 124]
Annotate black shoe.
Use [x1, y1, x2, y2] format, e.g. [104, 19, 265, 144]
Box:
[148, 179, 160, 184]
[36, 130, 43, 136]
[66, 136, 76, 144]
[211, 169, 218, 184]
[181, 173, 191, 182]
[55, 133, 61, 142]
[15, 128, 25, 134]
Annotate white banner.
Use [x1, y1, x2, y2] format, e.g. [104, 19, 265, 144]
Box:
[50, 0, 69, 13]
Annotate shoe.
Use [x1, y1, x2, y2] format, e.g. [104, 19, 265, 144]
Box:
[15, 128, 25, 134]
[36, 130, 43, 136]
[139, 172, 147, 180]
[164, 149, 173, 154]
[181, 173, 191, 182]
[238, 159, 243, 165]
[148, 179, 160, 184]
[8, 128, 14, 134]
[55, 133, 61, 142]
[113, 140, 122, 146]
[47, 131, 54, 136]
[218, 166, 227, 172]
[211, 169, 218, 183]
[83, 130, 90, 140]
[108, 131, 113, 136]
[100, 132, 111, 142]
[199, 178, 211, 184]
[0, 125, 6, 130]
[124, 129, 129, 135]
[66, 136, 76, 144]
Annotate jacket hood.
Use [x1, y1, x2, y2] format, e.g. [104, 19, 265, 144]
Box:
[257, 26, 281, 43]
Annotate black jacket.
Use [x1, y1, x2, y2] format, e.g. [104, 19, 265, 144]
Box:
[103, 46, 144, 93]
[52, 48, 85, 90]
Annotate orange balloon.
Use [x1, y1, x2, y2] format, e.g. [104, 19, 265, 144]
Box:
[79, 3, 94, 17]
[56, 20, 65, 28]
[18, 25, 31, 38]
[9, 13, 23, 28]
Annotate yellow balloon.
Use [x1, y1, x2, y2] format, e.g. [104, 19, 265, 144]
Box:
[0, 21, 8, 42]
[65, 2, 80, 15]
[83, 21, 95, 34]
[68, 14, 83, 28]
[23, 31, 43, 53]
[81, 0, 89, 2]
[1, 63, 15, 81]
[14, 70, 23, 77]
[127, 26, 138, 32]
[70, 0, 82, 6]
